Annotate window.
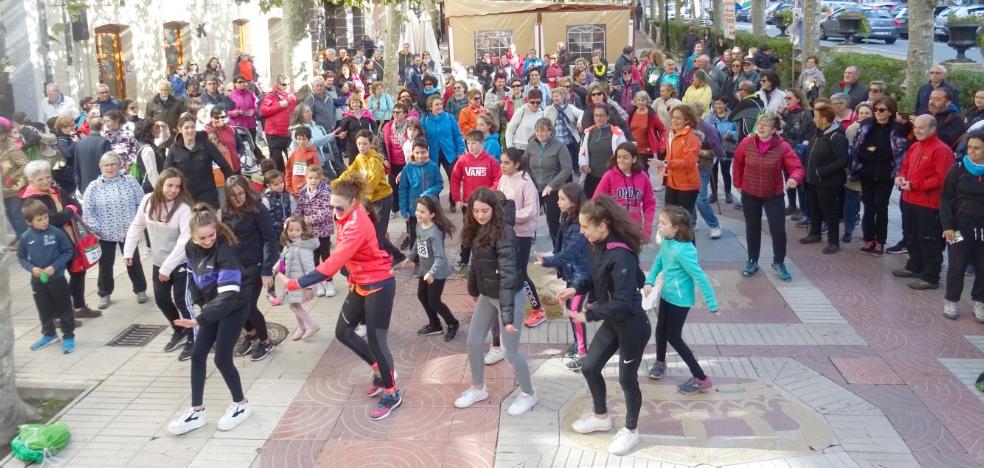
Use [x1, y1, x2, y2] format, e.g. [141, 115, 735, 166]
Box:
[95, 27, 127, 99]
[474, 30, 513, 61]
[163, 22, 186, 75]
[233, 20, 249, 55]
[566, 25, 606, 62]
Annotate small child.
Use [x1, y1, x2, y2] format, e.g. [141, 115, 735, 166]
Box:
[593, 142, 657, 239]
[285, 126, 319, 196]
[401, 196, 460, 341]
[643, 206, 720, 395]
[262, 170, 297, 305]
[251, 158, 278, 193]
[16, 199, 77, 354]
[207, 129, 234, 207]
[477, 114, 501, 161]
[535, 183, 590, 371]
[279, 215, 321, 340]
[449, 130, 502, 272]
[398, 139, 443, 251]
[294, 164, 336, 297]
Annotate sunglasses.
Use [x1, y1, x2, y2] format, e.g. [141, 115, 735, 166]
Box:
[870, 89, 883, 93]
[328, 204, 347, 212]
[278, 82, 288, 86]
[213, 115, 228, 119]
[874, 107, 891, 113]
[590, 92, 603, 96]
[529, 100, 541, 105]
[593, 114, 607, 118]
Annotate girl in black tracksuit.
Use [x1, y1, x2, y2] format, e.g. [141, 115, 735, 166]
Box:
[557, 195, 651, 456]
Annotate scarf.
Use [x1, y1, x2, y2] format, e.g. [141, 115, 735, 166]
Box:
[964, 155, 984, 176]
[592, 63, 607, 77]
[342, 107, 377, 122]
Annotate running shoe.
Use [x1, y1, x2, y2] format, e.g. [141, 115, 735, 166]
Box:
[267, 294, 282, 306]
[250, 341, 275, 361]
[355, 324, 367, 337]
[885, 241, 907, 254]
[892, 268, 917, 278]
[725, 193, 734, 204]
[367, 371, 398, 397]
[944, 301, 959, 320]
[741, 259, 759, 277]
[30, 335, 59, 351]
[974, 301, 984, 324]
[417, 323, 443, 336]
[178, 341, 194, 362]
[316, 284, 327, 297]
[608, 427, 640, 456]
[772, 263, 792, 282]
[136, 291, 149, 304]
[454, 386, 489, 408]
[217, 401, 252, 431]
[237, 334, 256, 356]
[868, 242, 885, 257]
[678, 376, 713, 395]
[484, 346, 505, 365]
[444, 323, 459, 342]
[167, 407, 207, 435]
[860, 241, 875, 254]
[400, 237, 412, 251]
[907, 279, 939, 290]
[97, 295, 111, 309]
[566, 354, 585, 373]
[524, 308, 547, 328]
[709, 227, 722, 239]
[571, 414, 613, 434]
[507, 391, 537, 416]
[164, 331, 186, 353]
[370, 391, 402, 420]
[63, 338, 75, 354]
[563, 343, 577, 359]
[648, 361, 668, 380]
[324, 282, 337, 297]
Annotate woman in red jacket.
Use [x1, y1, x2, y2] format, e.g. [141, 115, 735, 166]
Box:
[280, 174, 401, 421]
[732, 112, 805, 281]
[259, 74, 297, 173]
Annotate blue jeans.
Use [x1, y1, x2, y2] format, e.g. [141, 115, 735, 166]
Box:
[3, 196, 27, 239]
[843, 187, 861, 233]
[692, 166, 719, 229]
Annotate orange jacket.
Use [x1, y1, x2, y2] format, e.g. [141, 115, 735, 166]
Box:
[664, 126, 701, 191]
[285, 145, 319, 196]
[458, 104, 487, 135]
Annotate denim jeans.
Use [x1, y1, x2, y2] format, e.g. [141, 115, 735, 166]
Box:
[692, 166, 719, 229]
[3, 196, 27, 239]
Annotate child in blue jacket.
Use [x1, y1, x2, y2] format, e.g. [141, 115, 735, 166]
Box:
[398, 139, 443, 249]
[643, 205, 720, 395]
[17, 199, 77, 354]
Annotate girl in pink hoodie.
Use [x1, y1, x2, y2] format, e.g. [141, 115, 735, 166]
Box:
[593, 142, 657, 239]
[497, 148, 546, 328]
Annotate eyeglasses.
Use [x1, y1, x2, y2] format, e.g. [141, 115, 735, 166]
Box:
[590, 92, 603, 96]
[528, 100, 541, 105]
[870, 88, 883, 93]
[562, 85, 571, 89]
[593, 114, 607, 118]
[212, 114, 228, 120]
[874, 107, 891, 113]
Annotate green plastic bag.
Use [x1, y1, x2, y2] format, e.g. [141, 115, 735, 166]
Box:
[10, 422, 71, 463]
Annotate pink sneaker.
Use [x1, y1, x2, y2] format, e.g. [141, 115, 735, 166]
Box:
[524, 308, 547, 328]
[268, 294, 282, 306]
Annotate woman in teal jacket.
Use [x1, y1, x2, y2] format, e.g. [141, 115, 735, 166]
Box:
[643, 206, 719, 395]
[420, 95, 464, 181]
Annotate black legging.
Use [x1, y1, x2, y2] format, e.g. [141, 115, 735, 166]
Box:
[741, 192, 787, 264]
[335, 277, 398, 388]
[389, 163, 405, 214]
[540, 191, 561, 244]
[711, 160, 733, 196]
[655, 298, 704, 380]
[266, 135, 291, 173]
[581, 313, 651, 430]
[315, 237, 333, 281]
[69, 270, 87, 310]
[665, 187, 699, 213]
[807, 184, 843, 245]
[945, 227, 984, 303]
[372, 197, 402, 259]
[240, 264, 269, 341]
[861, 177, 894, 245]
[153, 264, 194, 335]
[515, 236, 541, 310]
[190, 307, 248, 407]
[417, 278, 458, 328]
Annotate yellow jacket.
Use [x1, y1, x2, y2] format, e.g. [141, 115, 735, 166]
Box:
[339, 149, 393, 202]
[682, 85, 712, 118]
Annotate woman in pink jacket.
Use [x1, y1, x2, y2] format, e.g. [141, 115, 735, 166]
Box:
[497, 148, 546, 328]
[228, 77, 258, 139]
[593, 142, 656, 239]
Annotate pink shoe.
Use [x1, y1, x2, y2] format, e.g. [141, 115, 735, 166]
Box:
[301, 325, 321, 340]
[268, 294, 282, 306]
[290, 327, 305, 341]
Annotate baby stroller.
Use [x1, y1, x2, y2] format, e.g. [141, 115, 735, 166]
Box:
[235, 126, 263, 177]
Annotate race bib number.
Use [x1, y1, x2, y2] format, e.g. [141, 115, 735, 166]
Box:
[293, 163, 308, 177]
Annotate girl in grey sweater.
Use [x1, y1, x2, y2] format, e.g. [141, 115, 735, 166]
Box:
[278, 216, 321, 341]
[401, 195, 459, 341]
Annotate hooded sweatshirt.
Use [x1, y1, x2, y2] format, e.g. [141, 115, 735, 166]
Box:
[497, 170, 540, 238]
[338, 149, 392, 202]
[398, 158, 443, 218]
[593, 168, 656, 238]
[450, 152, 502, 204]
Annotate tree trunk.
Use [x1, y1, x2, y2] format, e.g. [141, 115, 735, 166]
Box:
[0, 200, 39, 445]
[802, 0, 819, 58]
[382, 0, 405, 95]
[713, 0, 724, 34]
[752, 0, 766, 37]
[691, 0, 700, 26]
[906, 0, 936, 104]
[656, 0, 667, 46]
[281, 0, 313, 84]
[674, 0, 682, 24]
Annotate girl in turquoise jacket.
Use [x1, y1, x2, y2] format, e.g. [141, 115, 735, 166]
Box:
[643, 205, 720, 396]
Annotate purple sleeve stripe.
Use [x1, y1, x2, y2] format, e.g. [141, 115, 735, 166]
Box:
[217, 269, 242, 285]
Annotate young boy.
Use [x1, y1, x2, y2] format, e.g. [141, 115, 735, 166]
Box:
[449, 130, 502, 271]
[261, 169, 296, 305]
[285, 126, 319, 196]
[398, 140, 444, 250]
[16, 199, 77, 354]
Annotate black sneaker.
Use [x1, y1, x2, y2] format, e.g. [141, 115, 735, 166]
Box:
[250, 341, 275, 361]
[164, 331, 186, 353]
[444, 323, 459, 342]
[417, 324, 443, 336]
[178, 341, 194, 361]
[236, 334, 256, 357]
[563, 343, 577, 358]
[566, 354, 585, 373]
[885, 241, 907, 254]
[400, 237, 412, 251]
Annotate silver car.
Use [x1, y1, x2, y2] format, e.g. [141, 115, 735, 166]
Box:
[821, 7, 899, 44]
[935, 6, 984, 42]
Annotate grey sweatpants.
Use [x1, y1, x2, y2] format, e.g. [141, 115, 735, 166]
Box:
[467, 291, 534, 394]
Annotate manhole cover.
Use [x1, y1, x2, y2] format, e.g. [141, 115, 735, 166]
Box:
[107, 324, 168, 347]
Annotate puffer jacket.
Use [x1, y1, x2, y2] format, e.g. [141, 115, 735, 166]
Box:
[781, 105, 815, 148]
[0, 140, 28, 198]
[164, 132, 233, 206]
[421, 111, 465, 165]
[805, 124, 849, 187]
[295, 181, 334, 238]
[525, 137, 573, 191]
[398, 159, 443, 218]
[280, 237, 319, 279]
[940, 158, 984, 231]
[733, 134, 804, 198]
[573, 235, 645, 323]
[260, 88, 297, 137]
[229, 88, 258, 129]
[467, 223, 521, 325]
[186, 238, 244, 324]
[540, 216, 589, 287]
[664, 126, 702, 191]
[898, 134, 954, 209]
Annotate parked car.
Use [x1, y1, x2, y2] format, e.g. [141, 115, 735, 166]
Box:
[820, 7, 899, 44]
[935, 5, 984, 42]
[894, 7, 909, 39]
[736, 6, 751, 22]
[765, 3, 792, 24]
[869, 2, 903, 14]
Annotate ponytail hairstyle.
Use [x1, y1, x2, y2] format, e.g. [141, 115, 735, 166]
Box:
[659, 205, 695, 242]
[579, 195, 645, 253]
[331, 171, 368, 203]
[501, 147, 538, 187]
[557, 182, 586, 222]
[460, 187, 505, 247]
[148, 167, 194, 223]
[190, 203, 238, 246]
[416, 195, 456, 238]
[280, 214, 314, 247]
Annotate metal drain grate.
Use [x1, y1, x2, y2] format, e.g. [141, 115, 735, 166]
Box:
[107, 324, 168, 347]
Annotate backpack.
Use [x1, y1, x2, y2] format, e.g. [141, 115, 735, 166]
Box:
[134, 142, 163, 193]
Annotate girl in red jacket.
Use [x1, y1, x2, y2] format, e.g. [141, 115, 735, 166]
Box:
[593, 143, 657, 239]
[280, 174, 401, 421]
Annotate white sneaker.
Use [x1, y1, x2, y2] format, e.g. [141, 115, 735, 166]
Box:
[167, 407, 207, 435]
[355, 324, 367, 337]
[316, 284, 327, 297]
[454, 386, 489, 408]
[217, 401, 252, 431]
[484, 346, 505, 365]
[608, 427, 640, 456]
[710, 227, 722, 239]
[324, 282, 337, 297]
[572, 414, 614, 434]
[944, 301, 959, 320]
[506, 391, 537, 416]
[974, 300, 984, 323]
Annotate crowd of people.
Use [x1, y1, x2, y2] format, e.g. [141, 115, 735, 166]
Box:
[5, 29, 984, 457]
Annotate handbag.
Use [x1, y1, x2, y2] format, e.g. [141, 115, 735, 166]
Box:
[68, 215, 101, 273]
